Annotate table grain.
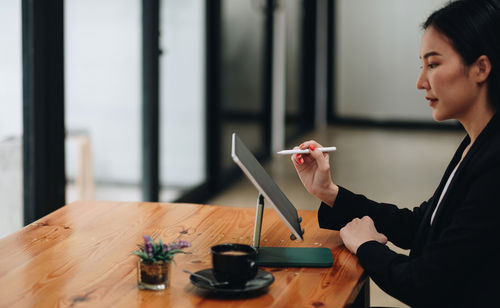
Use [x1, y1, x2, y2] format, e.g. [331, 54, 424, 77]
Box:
[0, 201, 365, 307]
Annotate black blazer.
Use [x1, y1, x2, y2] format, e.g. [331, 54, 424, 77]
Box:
[318, 114, 500, 307]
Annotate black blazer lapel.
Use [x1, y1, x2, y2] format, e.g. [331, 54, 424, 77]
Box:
[410, 135, 469, 256]
[427, 113, 500, 241]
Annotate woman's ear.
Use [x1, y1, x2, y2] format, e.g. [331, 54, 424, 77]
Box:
[474, 55, 492, 84]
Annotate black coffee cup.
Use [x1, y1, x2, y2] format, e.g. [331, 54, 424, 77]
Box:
[211, 243, 258, 287]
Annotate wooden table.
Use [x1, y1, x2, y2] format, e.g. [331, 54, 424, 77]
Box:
[0, 201, 367, 307]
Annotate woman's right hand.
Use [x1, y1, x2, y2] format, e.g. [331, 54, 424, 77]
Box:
[291, 140, 339, 206]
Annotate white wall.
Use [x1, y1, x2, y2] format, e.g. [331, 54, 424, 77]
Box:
[335, 0, 449, 122]
[0, 138, 22, 238]
[160, 0, 206, 188]
[0, 1, 23, 237]
[65, 0, 206, 188]
[0, 0, 22, 139]
[65, 0, 142, 184]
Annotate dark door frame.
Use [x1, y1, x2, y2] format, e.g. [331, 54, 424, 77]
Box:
[22, 0, 66, 225]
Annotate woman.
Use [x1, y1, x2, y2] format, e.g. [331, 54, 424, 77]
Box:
[292, 0, 500, 306]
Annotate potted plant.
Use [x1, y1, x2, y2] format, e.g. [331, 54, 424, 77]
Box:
[133, 235, 191, 290]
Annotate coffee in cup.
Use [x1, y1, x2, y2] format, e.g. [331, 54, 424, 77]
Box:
[211, 243, 258, 287]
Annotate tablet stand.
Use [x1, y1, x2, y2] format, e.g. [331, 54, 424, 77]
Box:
[252, 194, 265, 248]
[251, 193, 333, 267]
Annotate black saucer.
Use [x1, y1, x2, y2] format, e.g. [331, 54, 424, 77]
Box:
[189, 269, 274, 293]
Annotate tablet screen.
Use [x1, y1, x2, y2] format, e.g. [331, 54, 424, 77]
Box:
[231, 133, 303, 241]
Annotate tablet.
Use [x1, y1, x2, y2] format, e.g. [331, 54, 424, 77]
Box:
[231, 133, 304, 241]
[231, 133, 333, 267]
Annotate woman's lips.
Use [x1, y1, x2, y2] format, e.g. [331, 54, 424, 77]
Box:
[426, 97, 438, 107]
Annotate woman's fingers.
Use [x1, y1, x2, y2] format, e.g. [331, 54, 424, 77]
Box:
[340, 216, 388, 253]
[308, 144, 330, 171]
[291, 146, 303, 165]
[300, 140, 324, 150]
[291, 140, 325, 166]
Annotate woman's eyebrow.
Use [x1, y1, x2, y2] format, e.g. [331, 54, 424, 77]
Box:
[420, 51, 442, 59]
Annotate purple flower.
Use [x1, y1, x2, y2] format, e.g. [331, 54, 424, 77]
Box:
[164, 240, 191, 252]
[143, 235, 153, 258]
[134, 235, 190, 263]
[176, 240, 191, 249]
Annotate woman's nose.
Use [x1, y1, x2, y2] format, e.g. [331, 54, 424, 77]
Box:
[416, 70, 428, 90]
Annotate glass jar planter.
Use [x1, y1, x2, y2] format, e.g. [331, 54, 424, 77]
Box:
[137, 259, 171, 290]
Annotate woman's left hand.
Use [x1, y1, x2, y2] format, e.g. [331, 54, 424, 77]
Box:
[339, 216, 388, 254]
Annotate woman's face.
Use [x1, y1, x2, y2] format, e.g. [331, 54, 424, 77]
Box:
[416, 26, 480, 122]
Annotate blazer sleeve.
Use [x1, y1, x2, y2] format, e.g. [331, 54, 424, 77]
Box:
[355, 166, 500, 307]
[318, 186, 432, 249]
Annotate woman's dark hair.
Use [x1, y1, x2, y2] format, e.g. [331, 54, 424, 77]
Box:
[423, 0, 500, 109]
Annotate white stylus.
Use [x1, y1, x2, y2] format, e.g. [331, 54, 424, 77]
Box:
[276, 147, 337, 155]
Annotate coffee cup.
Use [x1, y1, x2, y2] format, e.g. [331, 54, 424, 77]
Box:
[211, 243, 258, 287]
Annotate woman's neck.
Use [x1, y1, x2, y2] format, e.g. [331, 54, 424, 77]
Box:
[459, 95, 495, 145]
[460, 109, 494, 160]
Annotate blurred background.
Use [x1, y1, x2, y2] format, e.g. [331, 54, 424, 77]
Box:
[0, 0, 457, 238]
[1, 0, 463, 305]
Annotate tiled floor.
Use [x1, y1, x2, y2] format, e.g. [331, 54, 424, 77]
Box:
[208, 124, 464, 308]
